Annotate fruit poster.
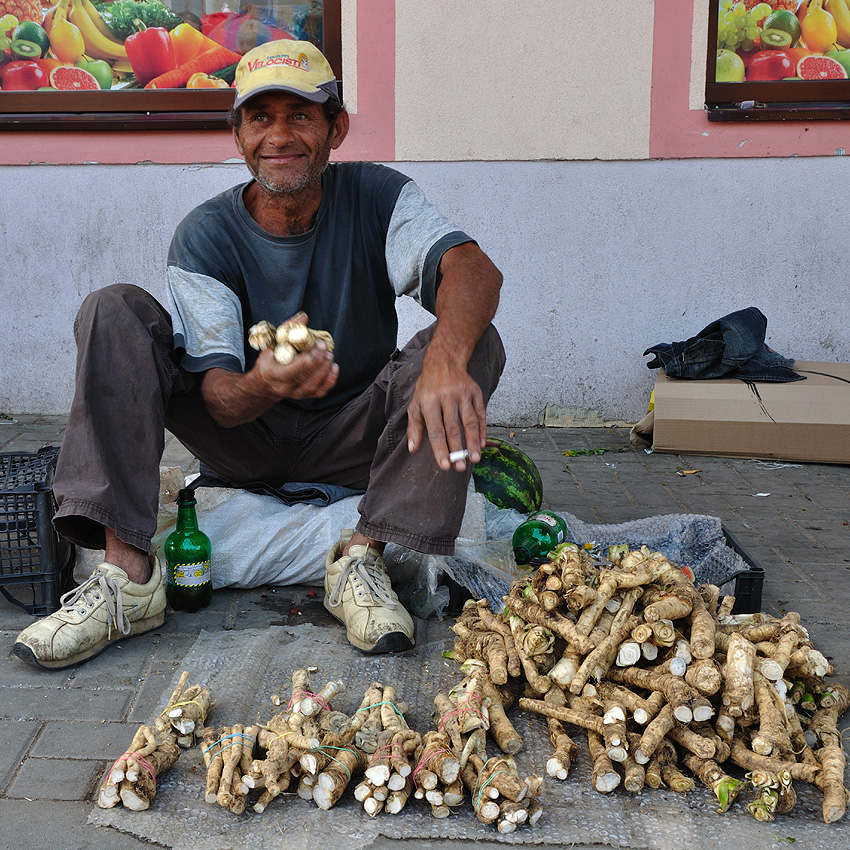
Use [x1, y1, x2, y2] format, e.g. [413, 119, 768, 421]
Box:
[715, 1, 850, 82]
[0, 0, 323, 93]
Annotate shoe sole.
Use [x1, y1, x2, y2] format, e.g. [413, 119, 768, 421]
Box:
[323, 598, 414, 654]
[11, 610, 167, 671]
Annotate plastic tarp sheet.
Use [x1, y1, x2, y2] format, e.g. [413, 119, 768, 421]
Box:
[89, 622, 850, 850]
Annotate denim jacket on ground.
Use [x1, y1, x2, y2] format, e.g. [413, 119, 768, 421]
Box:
[643, 307, 803, 383]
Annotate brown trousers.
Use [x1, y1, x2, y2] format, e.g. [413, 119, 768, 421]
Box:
[53, 285, 505, 557]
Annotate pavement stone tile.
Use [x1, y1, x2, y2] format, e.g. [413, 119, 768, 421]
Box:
[586, 505, 660, 524]
[670, 499, 738, 520]
[727, 505, 809, 534]
[5, 757, 103, 801]
[547, 427, 631, 450]
[561, 478, 629, 499]
[0, 685, 133, 722]
[784, 563, 850, 601]
[0, 437, 59, 454]
[0, 720, 40, 790]
[748, 554, 810, 585]
[0, 427, 25, 452]
[793, 527, 850, 550]
[612, 489, 683, 511]
[0, 799, 169, 850]
[773, 545, 849, 566]
[230, 587, 331, 631]
[29, 721, 134, 761]
[687, 482, 764, 500]
[0, 601, 49, 633]
[760, 576, 830, 604]
[126, 632, 218, 722]
[62, 637, 155, 691]
[735, 469, 810, 495]
[0, 644, 76, 689]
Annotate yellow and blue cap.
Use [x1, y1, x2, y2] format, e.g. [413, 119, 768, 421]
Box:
[233, 40, 339, 109]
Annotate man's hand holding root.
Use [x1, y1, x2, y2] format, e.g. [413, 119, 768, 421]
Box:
[254, 340, 338, 401]
[202, 312, 338, 428]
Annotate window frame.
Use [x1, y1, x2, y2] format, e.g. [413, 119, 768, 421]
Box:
[705, 4, 850, 122]
[0, 2, 341, 131]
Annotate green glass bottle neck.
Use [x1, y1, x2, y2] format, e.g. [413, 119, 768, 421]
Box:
[176, 502, 199, 532]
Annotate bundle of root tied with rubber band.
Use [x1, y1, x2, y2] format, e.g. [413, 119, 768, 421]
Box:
[210, 665, 351, 813]
[98, 671, 212, 811]
[352, 681, 422, 816]
[248, 318, 334, 366]
[202, 667, 423, 815]
[430, 662, 544, 832]
[449, 540, 850, 824]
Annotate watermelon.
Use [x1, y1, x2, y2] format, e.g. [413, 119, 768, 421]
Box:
[472, 438, 543, 513]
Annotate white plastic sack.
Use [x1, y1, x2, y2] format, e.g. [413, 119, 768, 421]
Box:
[150, 477, 496, 597]
[152, 487, 362, 589]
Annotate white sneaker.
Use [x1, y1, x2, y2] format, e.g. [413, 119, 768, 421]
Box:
[12, 560, 167, 670]
[323, 531, 414, 654]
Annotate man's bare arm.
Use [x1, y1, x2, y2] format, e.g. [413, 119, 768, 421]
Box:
[406, 241, 502, 470]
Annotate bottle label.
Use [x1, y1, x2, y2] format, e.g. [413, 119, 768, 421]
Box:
[170, 561, 211, 588]
[530, 513, 559, 529]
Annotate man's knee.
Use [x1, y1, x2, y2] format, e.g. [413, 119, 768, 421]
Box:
[77, 285, 169, 336]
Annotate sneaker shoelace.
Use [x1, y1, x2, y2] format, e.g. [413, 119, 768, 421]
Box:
[59, 567, 131, 638]
[328, 552, 398, 610]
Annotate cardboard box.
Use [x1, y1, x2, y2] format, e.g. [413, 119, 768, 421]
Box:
[648, 361, 850, 464]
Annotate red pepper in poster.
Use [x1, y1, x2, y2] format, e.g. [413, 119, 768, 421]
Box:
[746, 50, 795, 81]
[125, 19, 177, 87]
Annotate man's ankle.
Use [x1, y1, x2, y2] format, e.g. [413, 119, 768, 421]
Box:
[104, 528, 152, 584]
[343, 532, 385, 557]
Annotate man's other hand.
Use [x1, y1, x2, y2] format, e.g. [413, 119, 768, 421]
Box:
[406, 356, 486, 472]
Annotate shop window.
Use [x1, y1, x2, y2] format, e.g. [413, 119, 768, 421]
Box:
[0, 1, 340, 129]
[706, 1, 850, 120]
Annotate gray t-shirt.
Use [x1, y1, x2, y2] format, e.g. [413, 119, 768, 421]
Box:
[166, 161, 472, 410]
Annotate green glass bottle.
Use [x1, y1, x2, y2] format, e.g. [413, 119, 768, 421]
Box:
[164, 488, 212, 612]
[512, 510, 570, 566]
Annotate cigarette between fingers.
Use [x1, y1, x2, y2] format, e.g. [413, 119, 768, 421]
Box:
[449, 450, 470, 464]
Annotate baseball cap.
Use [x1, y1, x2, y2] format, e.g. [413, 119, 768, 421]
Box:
[233, 40, 339, 109]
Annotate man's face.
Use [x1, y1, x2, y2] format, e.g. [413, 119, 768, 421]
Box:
[233, 91, 347, 197]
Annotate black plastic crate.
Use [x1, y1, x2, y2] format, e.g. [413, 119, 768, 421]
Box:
[0, 447, 75, 616]
[721, 525, 765, 614]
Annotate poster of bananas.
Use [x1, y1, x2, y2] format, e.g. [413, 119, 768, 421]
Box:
[0, 0, 322, 92]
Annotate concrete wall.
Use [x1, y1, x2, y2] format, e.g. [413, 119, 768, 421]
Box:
[3, 156, 848, 424]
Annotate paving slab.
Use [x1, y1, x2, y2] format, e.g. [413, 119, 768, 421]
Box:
[0, 720, 40, 790]
[28, 721, 136, 761]
[0, 799, 169, 850]
[6, 757, 104, 801]
[0, 684, 133, 723]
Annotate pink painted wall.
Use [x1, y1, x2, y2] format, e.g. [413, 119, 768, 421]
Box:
[0, 0, 394, 166]
[651, 0, 850, 158]
[2, 2, 846, 165]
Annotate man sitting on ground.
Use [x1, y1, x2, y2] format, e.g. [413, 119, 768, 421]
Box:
[13, 39, 504, 669]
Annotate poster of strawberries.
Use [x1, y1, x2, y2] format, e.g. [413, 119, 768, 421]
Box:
[0, 0, 322, 92]
[716, 1, 850, 82]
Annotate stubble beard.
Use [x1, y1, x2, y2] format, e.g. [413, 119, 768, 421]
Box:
[250, 132, 334, 198]
[252, 155, 328, 197]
